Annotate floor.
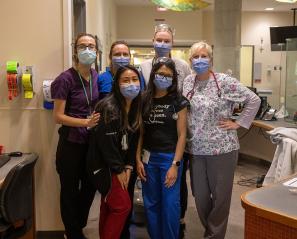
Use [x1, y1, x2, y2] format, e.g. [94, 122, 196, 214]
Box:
[84, 157, 269, 239]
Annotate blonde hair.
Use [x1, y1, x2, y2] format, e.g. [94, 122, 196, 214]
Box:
[154, 23, 175, 37]
[189, 41, 213, 59]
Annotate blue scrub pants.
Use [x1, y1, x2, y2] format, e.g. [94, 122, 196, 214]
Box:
[142, 152, 183, 239]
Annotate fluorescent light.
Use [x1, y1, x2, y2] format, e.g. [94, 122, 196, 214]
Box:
[152, 0, 210, 11]
[275, 0, 297, 3]
[157, 6, 168, 11]
[265, 7, 274, 10]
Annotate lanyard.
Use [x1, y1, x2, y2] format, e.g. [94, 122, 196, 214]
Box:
[78, 73, 93, 114]
[186, 71, 221, 100]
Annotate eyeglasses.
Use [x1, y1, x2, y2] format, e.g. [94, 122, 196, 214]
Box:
[153, 57, 174, 65]
[155, 73, 173, 79]
[77, 44, 96, 51]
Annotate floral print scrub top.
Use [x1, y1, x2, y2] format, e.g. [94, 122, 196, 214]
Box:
[182, 73, 261, 156]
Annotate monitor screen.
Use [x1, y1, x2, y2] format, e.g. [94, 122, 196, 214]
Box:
[270, 26, 297, 44]
[270, 26, 297, 51]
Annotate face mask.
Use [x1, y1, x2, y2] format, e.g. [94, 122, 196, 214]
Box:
[120, 84, 140, 100]
[192, 58, 210, 74]
[112, 56, 130, 68]
[153, 74, 173, 90]
[154, 42, 172, 57]
[78, 48, 96, 65]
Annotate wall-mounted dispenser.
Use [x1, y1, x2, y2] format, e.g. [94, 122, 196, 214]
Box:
[42, 80, 54, 110]
[21, 66, 34, 99]
[6, 61, 20, 100]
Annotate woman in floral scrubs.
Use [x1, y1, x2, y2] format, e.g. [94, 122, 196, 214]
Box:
[182, 41, 260, 239]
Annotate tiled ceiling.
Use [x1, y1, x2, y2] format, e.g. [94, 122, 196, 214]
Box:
[114, 0, 297, 11]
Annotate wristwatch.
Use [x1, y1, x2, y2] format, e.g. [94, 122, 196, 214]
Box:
[172, 160, 181, 167]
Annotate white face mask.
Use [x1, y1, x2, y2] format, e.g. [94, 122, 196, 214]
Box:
[78, 48, 96, 65]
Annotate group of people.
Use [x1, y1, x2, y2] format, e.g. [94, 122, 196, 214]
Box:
[51, 23, 260, 239]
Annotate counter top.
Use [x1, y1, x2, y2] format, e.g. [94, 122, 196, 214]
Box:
[241, 176, 297, 228]
[252, 119, 297, 130]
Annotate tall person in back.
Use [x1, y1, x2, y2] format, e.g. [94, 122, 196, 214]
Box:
[140, 24, 191, 237]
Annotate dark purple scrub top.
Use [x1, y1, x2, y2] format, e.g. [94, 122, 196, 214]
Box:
[51, 67, 99, 144]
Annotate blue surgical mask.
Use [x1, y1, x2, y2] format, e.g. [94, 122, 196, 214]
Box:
[78, 48, 96, 65]
[154, 42, 172, 57]
[153, 74, 173, 90]
[112, 56, 130, 68]
[192, 58, 210, 74]
[120, 84, 140, 100]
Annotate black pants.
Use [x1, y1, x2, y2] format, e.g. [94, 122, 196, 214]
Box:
[56, 137, 96, 239]
[180, 153, 189, 219]
[120, 170, 138, 239]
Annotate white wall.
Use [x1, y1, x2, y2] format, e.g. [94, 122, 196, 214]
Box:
[0, 0, 64, 231]
[241, 11, 292, 109]
[0, 0, 116, 232]
[203, 11, 292, 108]
[116, 6, 203, 45]
[86, 0, 117, 70]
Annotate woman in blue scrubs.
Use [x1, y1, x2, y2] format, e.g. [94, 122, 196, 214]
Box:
[137, 57, 188, 239]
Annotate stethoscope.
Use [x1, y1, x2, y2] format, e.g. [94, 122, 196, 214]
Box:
[186, 71, 221, 100]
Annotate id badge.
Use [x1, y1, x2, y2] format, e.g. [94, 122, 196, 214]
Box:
[142, 149, 150, 164]
[121, 134, 128, 150]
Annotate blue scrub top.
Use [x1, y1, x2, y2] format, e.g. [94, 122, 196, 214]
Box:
[97, 67, 146, 99]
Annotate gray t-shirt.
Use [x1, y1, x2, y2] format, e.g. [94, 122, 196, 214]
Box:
[140, 57, 191, 90]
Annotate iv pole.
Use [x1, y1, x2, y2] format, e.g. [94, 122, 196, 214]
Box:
[292, 8, 296, 26]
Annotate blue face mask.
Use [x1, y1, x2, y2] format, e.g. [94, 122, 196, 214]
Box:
[192, 58, 210, 74]
[153, 74, 173, 90]
[120, 84, 140, 100]
[154, 42, 172, 57]
[78, 48, 96, 65]
[112, 56, 130, 68]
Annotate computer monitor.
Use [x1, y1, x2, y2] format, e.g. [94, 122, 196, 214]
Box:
[270, 26, 297, 51]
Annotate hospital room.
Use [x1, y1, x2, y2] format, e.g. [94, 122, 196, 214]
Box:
[0, 0, 297, 239]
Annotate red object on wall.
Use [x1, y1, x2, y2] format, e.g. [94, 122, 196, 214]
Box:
[7, 73, 18, 100]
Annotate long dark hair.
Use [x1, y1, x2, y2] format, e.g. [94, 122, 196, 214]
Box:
[72, 33, 100, 72]
[142, 57, 179, 118]
[95, 65, 142, 132]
